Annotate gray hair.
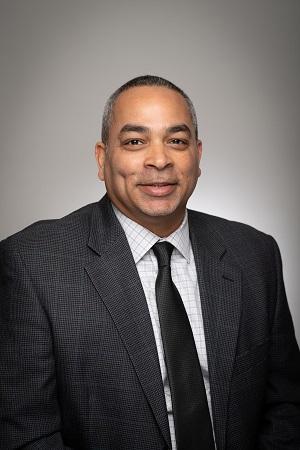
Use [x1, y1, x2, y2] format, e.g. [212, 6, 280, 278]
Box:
[101, 75, 198, 144]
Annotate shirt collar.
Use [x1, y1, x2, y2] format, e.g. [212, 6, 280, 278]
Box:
[112, 204, 191, 264]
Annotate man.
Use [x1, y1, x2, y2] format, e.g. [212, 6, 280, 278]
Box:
[0, 75, 300, 450]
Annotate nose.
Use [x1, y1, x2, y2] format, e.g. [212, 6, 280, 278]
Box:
[144, 143, 172, 170]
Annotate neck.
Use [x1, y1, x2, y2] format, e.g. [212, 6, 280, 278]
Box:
[141, 217, 184, 237]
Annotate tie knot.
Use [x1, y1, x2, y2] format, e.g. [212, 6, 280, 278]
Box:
[152, 241, 174, 267]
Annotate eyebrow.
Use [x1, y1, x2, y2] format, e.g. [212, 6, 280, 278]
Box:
[119, 124, 150, 136]
[166, 124, 192, 136]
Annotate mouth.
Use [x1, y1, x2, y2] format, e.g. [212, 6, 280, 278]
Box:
[138, 182, 177, 197]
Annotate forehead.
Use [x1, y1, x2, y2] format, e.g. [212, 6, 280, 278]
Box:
[111, 86, 193, 128]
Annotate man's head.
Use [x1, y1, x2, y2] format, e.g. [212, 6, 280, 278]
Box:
[95, 75, 202, 236]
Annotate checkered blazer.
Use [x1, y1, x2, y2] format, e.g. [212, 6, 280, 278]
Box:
[1, 194, 300, 449]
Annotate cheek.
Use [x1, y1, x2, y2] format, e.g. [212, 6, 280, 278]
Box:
[182, 157, 200, 178]
[181, 161, 201, 190]
[105, 160, 137, 187]
[111, 156, 141, 180]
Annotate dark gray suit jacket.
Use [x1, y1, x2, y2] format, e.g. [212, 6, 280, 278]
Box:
[1, 195, 300, 449]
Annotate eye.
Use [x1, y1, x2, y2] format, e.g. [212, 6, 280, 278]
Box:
[124, 139, 144, 146]
[170, 139, 185, 144]
[168, 138, 189, 148]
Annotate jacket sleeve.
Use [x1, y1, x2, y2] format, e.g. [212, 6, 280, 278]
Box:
[257, 236, 300, 449]
[0, 240, 73, 449]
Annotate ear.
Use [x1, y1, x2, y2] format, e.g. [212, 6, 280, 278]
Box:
[197, 140, 202, 177]
[95, 141, 106, 181]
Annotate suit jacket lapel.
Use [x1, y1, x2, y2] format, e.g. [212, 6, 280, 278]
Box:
[85, 196, 171, 448]
[189, 211, 242, 450]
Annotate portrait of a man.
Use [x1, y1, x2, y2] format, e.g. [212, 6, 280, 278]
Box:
[1, 75, 300, 449]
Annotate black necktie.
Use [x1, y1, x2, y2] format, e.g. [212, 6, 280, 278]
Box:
[153, 241, 215, 450]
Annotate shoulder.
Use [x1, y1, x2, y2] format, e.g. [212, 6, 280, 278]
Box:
[188, 209, 270, 239]
[187, 209, 278, 264]
[0, 201, 98, 259]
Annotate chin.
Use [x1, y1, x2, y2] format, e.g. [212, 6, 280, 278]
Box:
[139, 203, 181, 218]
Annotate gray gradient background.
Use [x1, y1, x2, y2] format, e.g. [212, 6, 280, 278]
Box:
[0, 0, 299, 342]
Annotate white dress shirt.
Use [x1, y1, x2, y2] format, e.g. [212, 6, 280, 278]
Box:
[113, 205, 213, 450]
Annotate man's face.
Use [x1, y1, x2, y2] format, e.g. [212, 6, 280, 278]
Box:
[95, 86, 202, 235]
